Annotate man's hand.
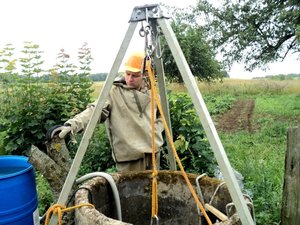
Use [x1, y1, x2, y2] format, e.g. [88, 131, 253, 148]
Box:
[46, 124, 72, 140]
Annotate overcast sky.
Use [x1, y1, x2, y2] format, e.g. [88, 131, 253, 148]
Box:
[1, 0, 299, 79]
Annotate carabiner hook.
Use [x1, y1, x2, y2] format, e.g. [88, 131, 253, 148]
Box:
[139, 22, 146, 37]
[154, 33, 164, 59]
[150, 215, 159, 225]
[139, 28, 145, 37]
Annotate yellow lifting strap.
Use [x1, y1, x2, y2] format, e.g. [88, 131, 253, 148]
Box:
[146, 58, 213, 225]
[44, 203, 94, 225]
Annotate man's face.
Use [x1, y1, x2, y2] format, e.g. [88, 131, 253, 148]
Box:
[124, 70, 143, 90]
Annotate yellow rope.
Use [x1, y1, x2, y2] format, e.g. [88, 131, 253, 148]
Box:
[146, 60, 213, 225]
[44, 203, 95, 225]
[149, 60, 159, 218]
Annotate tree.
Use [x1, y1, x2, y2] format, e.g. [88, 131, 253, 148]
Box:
[161, 6, 224, 83]
[195, 0, 300, 71]
[20, 41, 44, 78]
[0, 43, 17, 81]
[0, 44, 18, 116]
[76, 42, 93, 108]
[0, 42, 48, 154]
[49, 45, 93, 117]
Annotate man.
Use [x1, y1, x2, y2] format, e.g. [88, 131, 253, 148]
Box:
[47, 51, 164, 172]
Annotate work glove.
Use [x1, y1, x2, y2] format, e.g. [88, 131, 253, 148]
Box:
[100, 108, 110, 123]
[46, 124, 72, 141]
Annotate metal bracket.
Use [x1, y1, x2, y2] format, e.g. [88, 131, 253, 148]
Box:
[129, 4, 170, 22]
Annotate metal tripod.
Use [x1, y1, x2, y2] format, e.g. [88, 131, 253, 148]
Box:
[50, 4, 255, 225]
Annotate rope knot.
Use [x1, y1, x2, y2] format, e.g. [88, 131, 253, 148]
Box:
[52, 204, 66, 213]
[152, 170, 158, 178]
[44, 203, 94, 225]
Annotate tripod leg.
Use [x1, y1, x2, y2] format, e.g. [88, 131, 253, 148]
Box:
[157, 18, 255, 225]
[49, 21, 139, 225]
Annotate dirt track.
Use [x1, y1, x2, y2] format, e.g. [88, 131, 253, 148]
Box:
[216, 99, 255, 133]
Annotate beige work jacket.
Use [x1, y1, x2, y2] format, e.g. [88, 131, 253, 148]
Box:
[65, 80, 164, 162]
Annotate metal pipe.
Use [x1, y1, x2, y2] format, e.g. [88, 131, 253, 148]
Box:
[76, 172, 122, 221]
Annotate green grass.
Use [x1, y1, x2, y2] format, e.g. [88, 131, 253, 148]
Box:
[220, 131, 285, 224]
[218, 93, 300, 225]
[255, 94, 300, 118]
[0, 131, 6, 155]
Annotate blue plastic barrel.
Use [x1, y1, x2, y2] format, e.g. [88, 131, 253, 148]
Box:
[0, 156, 39, 225]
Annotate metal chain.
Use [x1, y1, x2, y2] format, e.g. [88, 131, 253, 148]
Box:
[139, 20, 154, 90]
[138, 14, 165, 89]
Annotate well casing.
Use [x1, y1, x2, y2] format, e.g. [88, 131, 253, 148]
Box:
[75, 170, 234, 225]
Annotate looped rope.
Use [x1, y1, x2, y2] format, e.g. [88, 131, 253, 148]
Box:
[149, 57, 159, 219]
[44, 203, 94, 225]
[145, 58, 213, 225]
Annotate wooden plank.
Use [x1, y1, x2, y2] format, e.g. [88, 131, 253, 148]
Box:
[205, 203, 228, 221]
[281, 126, 300, 225]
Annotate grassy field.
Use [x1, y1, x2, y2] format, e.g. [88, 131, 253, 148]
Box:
[92, 78, 300, 97]
[92, 78, 300, 224]
[197, 79, 299, 224]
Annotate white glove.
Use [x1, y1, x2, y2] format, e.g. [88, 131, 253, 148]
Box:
[46, 124, 72, 140]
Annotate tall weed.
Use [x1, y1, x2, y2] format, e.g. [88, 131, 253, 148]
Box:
[196, 79, 300, 96]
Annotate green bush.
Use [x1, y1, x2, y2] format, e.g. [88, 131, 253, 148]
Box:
[204, 95, 235, 116]
[35, 171, 53, 215]
[0, 131, 6, 155]
[161, 92, 218, 175]
[68, 123, 115, 176]
[0, 43, 93, 155]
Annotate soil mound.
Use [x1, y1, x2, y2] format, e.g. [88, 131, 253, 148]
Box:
[216, 99, 255, 133]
